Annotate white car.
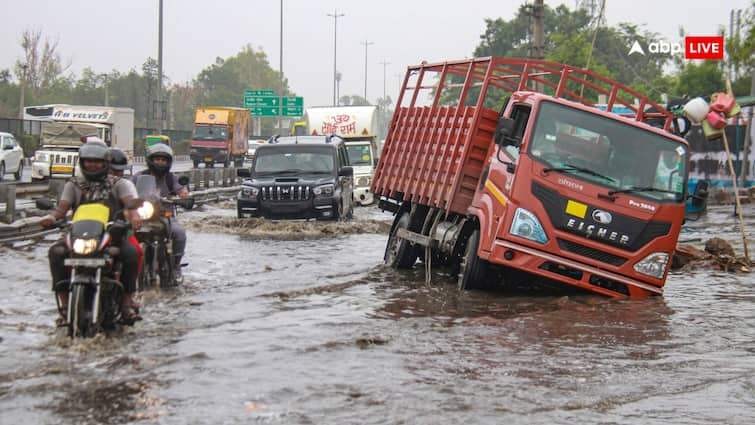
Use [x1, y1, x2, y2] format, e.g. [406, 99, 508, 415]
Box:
[0, 132, 24, 181]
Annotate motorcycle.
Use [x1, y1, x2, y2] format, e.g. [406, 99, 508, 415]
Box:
[47, 202, 131, 338]
[133, 174, 194, 289]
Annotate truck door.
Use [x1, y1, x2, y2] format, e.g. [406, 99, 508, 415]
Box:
[491, 103, 531, 193]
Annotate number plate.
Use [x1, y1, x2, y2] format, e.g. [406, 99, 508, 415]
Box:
[205, 157, 213, 161]
[64, 258, 106, 267]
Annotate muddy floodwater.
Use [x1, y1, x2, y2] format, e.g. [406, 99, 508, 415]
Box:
[1, 203, 753, 424]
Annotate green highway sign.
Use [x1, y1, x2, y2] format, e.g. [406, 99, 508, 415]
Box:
[282, 97, 303, 107]
[283, 106, 303, 117]
[244, 89, 274, 96]
[249, 106, 279, 117]
[244, 96, 278, 108]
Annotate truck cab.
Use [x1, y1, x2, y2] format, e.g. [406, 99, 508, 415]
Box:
[373, 57, 688, 298]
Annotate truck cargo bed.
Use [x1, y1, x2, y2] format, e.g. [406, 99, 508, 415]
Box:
[373, 105, 497, 215]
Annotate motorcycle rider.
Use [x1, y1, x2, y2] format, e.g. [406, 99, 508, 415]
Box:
[110, 147, 144, 279]
[135, 143, 189, 278]
[41, 138, 142, 324]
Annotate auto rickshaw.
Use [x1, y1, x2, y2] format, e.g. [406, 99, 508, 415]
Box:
[145, 134, 171, 147]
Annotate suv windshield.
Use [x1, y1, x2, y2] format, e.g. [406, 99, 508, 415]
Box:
[193, 125, 228, 141]
[255, 148, 335, 175]
[528, 101, 687, 202]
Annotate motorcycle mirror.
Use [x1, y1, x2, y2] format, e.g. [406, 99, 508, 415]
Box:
[35, 199, 55, 210]
[178, 175, 190, 186]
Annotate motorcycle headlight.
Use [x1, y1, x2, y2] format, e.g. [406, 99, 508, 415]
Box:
[240, 186, 259, 198]
[509, 208, 548, 243]
[633, 252, 669, 279]
[137, 202, 156, 220]
[313, 184, 335, 196]
[72, 238, 98, 255]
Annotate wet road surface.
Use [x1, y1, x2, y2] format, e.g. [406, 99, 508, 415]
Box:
[1, 204, 753, 424]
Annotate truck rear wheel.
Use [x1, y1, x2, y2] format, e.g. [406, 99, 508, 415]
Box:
[385, 213, 417, 268]
[458, 230, 491, 290]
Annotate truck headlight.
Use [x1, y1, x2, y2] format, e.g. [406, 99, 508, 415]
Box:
[35, 152, 48, 162]
[633, 252, 669, 279]
[313, 184, 334, 196]
[509, 208, 548, 243]
[356, 176, 371, 187]
[137, 202, 156, 220]
[72, 238, 98, 255]
[240, 186, 259, 197]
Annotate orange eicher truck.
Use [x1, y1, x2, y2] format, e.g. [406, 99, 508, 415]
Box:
[190, 106, 250, 168]
[372, 57, 689, 297]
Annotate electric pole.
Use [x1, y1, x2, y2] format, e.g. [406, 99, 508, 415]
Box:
[327, 9, 345, 106]
[361, 39, 374, 102]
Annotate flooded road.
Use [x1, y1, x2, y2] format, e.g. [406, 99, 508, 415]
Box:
[1, 204, 753, 424]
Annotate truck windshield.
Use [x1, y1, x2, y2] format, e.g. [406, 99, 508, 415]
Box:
[255, 150, 335, 175]
[346, 144, 372, 166]
[528, 101, 687, 202]
[193, 125, 228, 141]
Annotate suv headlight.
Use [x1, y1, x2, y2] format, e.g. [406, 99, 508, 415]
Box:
[35, 152, 48, 162]
[72, 238, 98, 255]
[633, 252, 669, 279]
[313, 184, 334, 196]
[356, 176, 371, 187]
[509, 208, 548, 243]
[240, 186, 259, 198]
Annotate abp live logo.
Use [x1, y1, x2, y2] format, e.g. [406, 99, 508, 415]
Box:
[628, 36, 724, 60]
[685, 36, 724, 59]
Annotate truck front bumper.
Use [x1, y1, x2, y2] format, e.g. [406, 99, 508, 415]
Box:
[492, 239, 664, 297]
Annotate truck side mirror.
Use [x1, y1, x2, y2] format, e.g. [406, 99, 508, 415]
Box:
[236, 168, 251, 178]
[494, 117, 516, 146]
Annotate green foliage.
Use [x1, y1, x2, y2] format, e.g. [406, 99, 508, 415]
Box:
[17, 134, 39, 157]
[674, 61, 724, 97]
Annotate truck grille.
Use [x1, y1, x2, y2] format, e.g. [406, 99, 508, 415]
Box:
[557, 238, 627, 266]
[261, 185, 311, 201]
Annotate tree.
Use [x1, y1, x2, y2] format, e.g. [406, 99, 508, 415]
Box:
[675, 61, 725, 98]
[14, 29, 68, 94]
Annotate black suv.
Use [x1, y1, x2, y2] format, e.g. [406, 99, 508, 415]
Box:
[236, 135, 354, 220]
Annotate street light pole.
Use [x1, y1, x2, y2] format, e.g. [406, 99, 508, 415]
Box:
[157, 0, 164, 134]
[279, 0, 283, 132]
[327, 9, 344, 107]
[18, 64, 27, 119]
[379, 60, 390, 102]
[361, 39, 374, 102]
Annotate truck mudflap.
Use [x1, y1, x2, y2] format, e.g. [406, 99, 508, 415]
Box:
[493, 239, 663, 297]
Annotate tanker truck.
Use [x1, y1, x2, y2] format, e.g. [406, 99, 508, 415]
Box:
[304, 105, 380, 205]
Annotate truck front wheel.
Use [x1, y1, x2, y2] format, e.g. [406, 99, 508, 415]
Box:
[458, 230, 491, 290]
[385, 213, 417, 269]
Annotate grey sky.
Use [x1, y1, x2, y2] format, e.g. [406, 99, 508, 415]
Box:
[0, 0, 750, 108]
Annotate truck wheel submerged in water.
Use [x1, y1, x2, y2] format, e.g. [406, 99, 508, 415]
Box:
[458, 229, 491, 290]
[385, 213, 417, 268]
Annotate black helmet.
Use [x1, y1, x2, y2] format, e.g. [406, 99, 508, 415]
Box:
[110, 147, 129, 171]
[78, 140, 111, 181]
[146, 143, 174, 176]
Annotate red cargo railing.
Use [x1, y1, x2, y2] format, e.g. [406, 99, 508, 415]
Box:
[372, 57, 673, 214]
